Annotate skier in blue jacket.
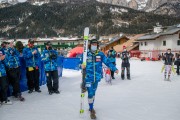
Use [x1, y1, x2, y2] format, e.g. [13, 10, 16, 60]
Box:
[5, 41, 25, 101]
[1, 41, 9, 55]
[0, 50, 12, 104]
[107, 46, 117, 79]
[81, 39, 119, 119]
[41, 41, 60, 95]
[23, 39, 41, 93]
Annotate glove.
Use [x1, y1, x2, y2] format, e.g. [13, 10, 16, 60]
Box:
[49, 53, 57, 59]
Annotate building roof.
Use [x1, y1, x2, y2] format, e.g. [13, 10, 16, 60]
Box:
[100, 35, 129, 48]
[137, 34, 160, 41]
[137, 24, 180, 41]
[113, 34, 144, 52]
[36, 37, 83, 42]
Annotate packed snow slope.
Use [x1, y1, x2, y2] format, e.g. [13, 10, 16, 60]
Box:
[0, 58, 180, 120]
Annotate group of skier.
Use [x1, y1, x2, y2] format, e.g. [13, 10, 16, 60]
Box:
[80, 38, 180, 119]
[0, 40, 60, 105]
[0, 36, 179, 120]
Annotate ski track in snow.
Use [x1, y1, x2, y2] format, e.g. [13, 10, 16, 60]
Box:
[0, 58, 180, 120]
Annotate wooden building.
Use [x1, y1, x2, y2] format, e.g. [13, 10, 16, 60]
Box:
[99, 35, 129, 53]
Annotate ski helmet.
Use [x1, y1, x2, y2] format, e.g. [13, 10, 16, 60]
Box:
[90, 39, 99, 47]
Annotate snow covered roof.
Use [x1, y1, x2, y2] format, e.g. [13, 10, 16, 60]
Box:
[137, 25, 180, 41]
[36, 37, 83, 42]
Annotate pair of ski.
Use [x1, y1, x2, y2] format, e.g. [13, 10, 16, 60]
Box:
[79, 27, 89, 117]
[161, 65, 176, 82]
[80, 27, 97, 119]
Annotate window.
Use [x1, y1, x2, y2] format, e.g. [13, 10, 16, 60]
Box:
[69, 42, 74, 45]
[141, 42, 143, 46]
[178, 40, 180, 46]
[145, 42, 147, 46]
[163, 41, 166, 46]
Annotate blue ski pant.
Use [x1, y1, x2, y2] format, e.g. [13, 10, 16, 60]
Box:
[87, 80, 99, 110]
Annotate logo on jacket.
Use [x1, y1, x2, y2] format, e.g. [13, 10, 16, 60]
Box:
[96, 56, 101, 62]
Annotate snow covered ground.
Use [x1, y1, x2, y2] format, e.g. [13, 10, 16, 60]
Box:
[1, 58, 180, 120]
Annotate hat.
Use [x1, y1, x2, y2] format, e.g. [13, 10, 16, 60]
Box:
[1, 41, 9, 47]
[90, 39, 98, 44]
[45, 41, 52, 46]
[3, 41, 9, 44]
[28, 39, 34, 44]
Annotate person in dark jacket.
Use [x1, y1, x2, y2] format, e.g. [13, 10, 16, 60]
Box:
[107, 47, 117, 79]
[121, 46, 131, 80]
[23, 39, 41, 93]
[41, 41, 60, 95]
[162, 49, 174, 80]
[175, 51, 180, 75]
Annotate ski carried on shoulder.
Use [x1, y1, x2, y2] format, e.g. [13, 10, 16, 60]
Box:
[80, 27, 89, 116]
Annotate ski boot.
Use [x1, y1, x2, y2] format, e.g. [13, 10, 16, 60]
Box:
[54, 90, 60, 94]
[167, 75, 171, 82]
[167, 78, 171, 82]
[163, 75, 166, 81]
[127, 74, 131, 80]
[49, 90, 54, 95]
[89, 108, 96, 114]
[28, 89, 33, 94]
[127, 77, 131, 80]
[2, 99, 12, 105]
[90, 109, 96, 119]
[35, 89, 41, 93]
[16, 95, 25, 101]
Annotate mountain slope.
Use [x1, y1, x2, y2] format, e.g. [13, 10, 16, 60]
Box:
[0, 1, 179, 38]
[153, 2, 180, 17]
